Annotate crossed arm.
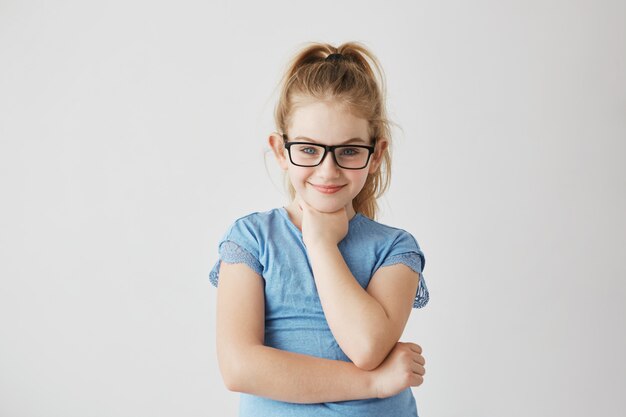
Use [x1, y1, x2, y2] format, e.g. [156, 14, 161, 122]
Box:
[215, 248, 419, 403]
[216, 262, 377, 403]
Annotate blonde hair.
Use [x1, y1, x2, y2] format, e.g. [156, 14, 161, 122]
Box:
[273, 41, 394, 220]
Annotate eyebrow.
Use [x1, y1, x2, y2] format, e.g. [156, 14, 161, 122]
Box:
[292, 136, 368, 144]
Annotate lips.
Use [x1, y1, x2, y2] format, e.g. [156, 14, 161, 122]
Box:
[310, 183, 345, 194]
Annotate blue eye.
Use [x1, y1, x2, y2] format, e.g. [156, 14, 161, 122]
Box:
[301, 147, 318, 155]
[339, 147, 361, 157]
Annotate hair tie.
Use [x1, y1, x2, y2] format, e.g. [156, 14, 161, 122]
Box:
[325, 53, 344, 62]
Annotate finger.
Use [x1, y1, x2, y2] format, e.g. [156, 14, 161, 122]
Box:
[410, 374, 424, 387]
[413, 354, 425, 366]
[408, 343, 422, 354]
[412, 363, 426, 376]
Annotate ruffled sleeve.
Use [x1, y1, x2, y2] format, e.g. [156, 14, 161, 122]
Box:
[209, 217, 264, 287]
[378, 231, 430, 309]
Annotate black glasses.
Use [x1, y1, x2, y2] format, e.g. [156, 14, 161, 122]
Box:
[282, 133, 376, 170]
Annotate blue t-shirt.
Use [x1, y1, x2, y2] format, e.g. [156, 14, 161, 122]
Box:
[209, 207, 429, 417]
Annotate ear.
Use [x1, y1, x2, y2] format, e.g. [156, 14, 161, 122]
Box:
[268, 132, 289, 170]
[368, 138, 389, 174]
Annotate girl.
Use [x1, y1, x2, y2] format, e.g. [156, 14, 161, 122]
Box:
[209, 41, 430, 417]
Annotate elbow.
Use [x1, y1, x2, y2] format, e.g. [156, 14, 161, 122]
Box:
[350, 342, 388, 371]
[220, 361, 242, 392]
[353, 357, 380, 372]
[222, 366, 241, 392]
[218, 347, 249, 392]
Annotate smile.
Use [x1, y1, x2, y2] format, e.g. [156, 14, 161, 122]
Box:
[310, 183, 345, 194]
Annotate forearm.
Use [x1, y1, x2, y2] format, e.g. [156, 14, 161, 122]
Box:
[228, 344, 376, 403]
[306, 243, 391, 369]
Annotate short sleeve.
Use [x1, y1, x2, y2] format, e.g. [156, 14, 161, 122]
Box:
[209, 217, 264, 287]
[379, 230, 430, 309]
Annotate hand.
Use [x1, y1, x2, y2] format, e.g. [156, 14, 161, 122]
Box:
[372, 342, 426, 398]
[298, 198, 349, 248]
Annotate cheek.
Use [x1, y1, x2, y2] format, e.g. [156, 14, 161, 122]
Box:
[349, 172, 369, 189]
[286, 168, 310, 187]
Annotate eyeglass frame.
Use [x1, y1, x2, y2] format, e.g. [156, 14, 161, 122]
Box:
[281, 133, 377, 170]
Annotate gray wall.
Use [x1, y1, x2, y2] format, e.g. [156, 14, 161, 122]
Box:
[1, 1, 624, 416]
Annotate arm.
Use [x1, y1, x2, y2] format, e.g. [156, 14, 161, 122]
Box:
[306, 243, 420, 371]
[216, 262, 377, 403]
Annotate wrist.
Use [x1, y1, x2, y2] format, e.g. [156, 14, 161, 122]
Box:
[304, 239, 337, 252]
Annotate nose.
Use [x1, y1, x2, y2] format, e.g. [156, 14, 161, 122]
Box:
[317, 150, 341, 177]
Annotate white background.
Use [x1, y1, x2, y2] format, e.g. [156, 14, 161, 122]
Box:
[1, 1, 625, 416]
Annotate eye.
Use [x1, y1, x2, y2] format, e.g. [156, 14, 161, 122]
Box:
[339, 147, 361, 156]
[300, 147, 319, 155]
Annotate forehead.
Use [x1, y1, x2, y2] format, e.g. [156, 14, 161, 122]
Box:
[287, 100, 369, 144]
